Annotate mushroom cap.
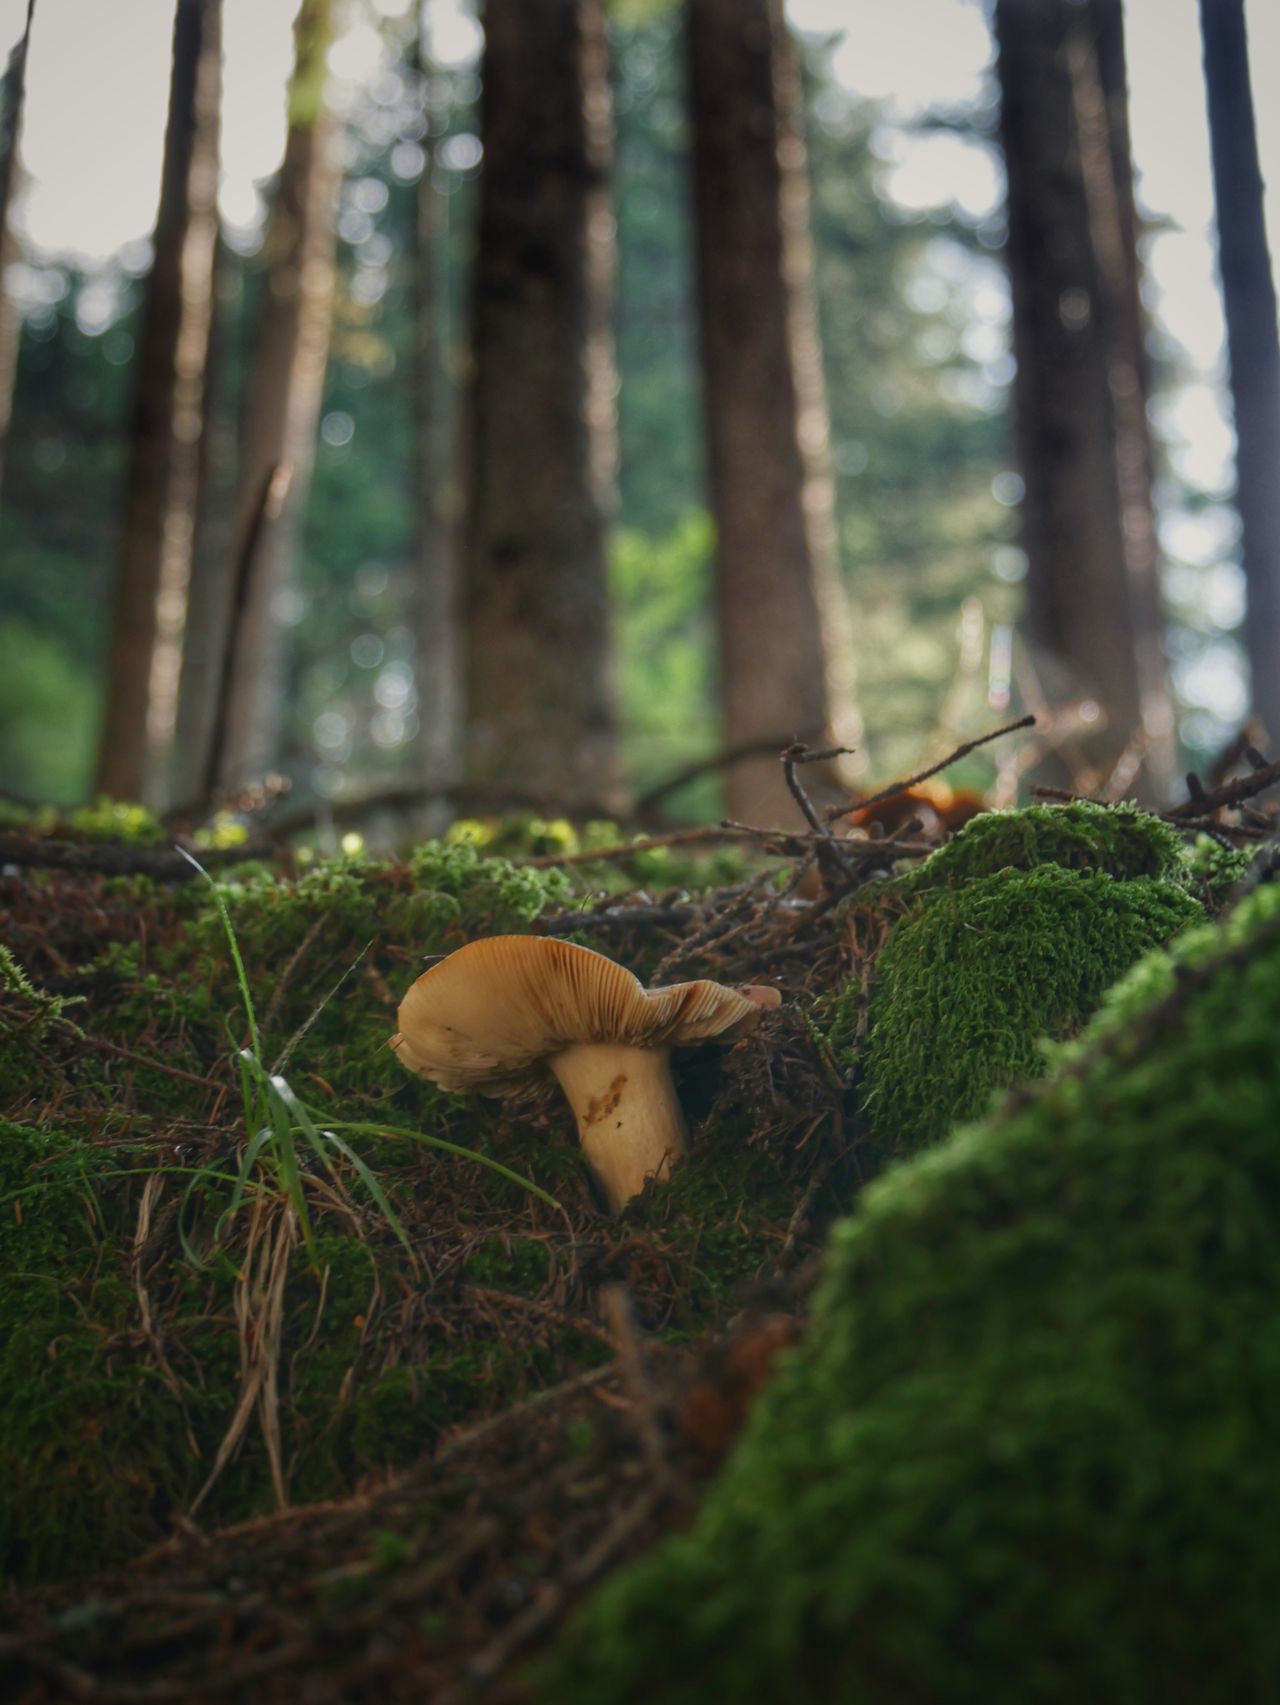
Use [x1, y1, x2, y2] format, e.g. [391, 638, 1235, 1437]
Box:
[391, 935, 777, 1094]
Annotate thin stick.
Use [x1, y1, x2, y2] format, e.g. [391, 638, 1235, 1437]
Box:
[1035, 753, 1280, 830]
[599, 1284, 669, 1484]
[78, 1032, 225, 1091]
[536, 903, 695, 936]
[465, 1488, 661, 1684]
[824, 714, 1036, 822]
[514, 824, 756, 869]
[632, 730, 821, 814]
[1164, 754, 1280, 819]
[0, 835, 272, 879]
[781, 743, 861, 890]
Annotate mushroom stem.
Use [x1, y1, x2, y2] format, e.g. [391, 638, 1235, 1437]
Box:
[548, 1043, 687, 1213]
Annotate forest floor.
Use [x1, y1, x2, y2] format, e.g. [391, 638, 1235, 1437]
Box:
[2, 727, 1275, 1703]
[1, 1281, 813, 1703]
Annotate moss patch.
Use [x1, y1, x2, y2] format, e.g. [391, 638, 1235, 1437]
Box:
[895, 800, 1189, 891]
[0, 837, 832, 1587]
[1186, 831, 1254, 905]
[857, 866, 1199, 1152]
[823, 803, 1203, 1156]
[544, 882, 1280, 1704]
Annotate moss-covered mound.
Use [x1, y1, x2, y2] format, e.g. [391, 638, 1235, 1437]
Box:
[840, 803, 1200, 1153]
[1187, 830, 1254, 903]
[0, 838, 833, 1587]
[900, 799, 1189, 890]
[546, 883, 1280, 1705]
[858, 865, 1199, 1151]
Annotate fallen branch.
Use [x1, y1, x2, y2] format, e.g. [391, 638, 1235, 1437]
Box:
[782, 743, 863, 891]
[825, 714, 1037, 823]
[515, 824, 755, 869]
[536, 903, 696, 936]
[263, 780, 623, 839]
[632, 730, 822, 816]
[1032, 747, 1280, 836]
[0, 835, 274, 880]
[1164, 751, 1280, 820]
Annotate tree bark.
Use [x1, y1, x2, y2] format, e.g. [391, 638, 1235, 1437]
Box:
[410, 7, 459, 811]
[216, 0, 338, 790]
[0, 0, 35, 510]
[94, 0, 222, 803]
[995, 0, 1176, 796]
[1199, 0, 1280, 748]
[461, 0, 621, 811]
[686, 0, 861, 827]
[170, 233, 237, 803]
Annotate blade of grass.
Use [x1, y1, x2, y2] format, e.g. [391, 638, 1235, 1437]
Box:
[271, 938, 374, 1076]
[318, 1118, 564, 1212]
[270, 1073, 342, 1183]
[269, 1075, 415, 1264]
[176, 845, 261, 1062]
[216, 1116, 278, 1238]
[269, 1108, 314, 1265]
[238, 1050, 317, 1263]
[178, 1171, 212, 1270]
[0, 1163, 248, 1212]
[316, 1128, 416, 1264]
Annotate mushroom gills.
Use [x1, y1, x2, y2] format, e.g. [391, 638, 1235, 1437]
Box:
[548, 1042, 687, 1214]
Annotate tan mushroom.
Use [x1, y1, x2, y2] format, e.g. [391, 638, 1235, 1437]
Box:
[390, 935, 780, 1212]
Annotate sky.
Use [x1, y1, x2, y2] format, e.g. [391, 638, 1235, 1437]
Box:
[0, 0, 1276, 727]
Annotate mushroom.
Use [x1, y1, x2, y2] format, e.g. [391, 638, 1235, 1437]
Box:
[390, 935, 780, 1212]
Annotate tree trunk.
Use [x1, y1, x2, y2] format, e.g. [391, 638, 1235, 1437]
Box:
[410, 7, 459, 812]
[170, 234, 237, 804]
[1199, 0, 1280, 748]
[94, 0, 222, 803]
[686, 0, 861, 827]
[0, 0, 35, 511]
[216, 0, 338, 791]
[995, 0, 1175, 797]
[461, 0, 621, 812]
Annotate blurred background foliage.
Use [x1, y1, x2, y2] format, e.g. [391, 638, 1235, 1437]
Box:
[0, 0, 1263, 810]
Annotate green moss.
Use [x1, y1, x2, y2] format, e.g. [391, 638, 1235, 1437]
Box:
[0, 1117, 226, 1579]
[463, 1234, 552, 1294]
[0, 796, 168, 844]
[821, 806, 1204, 1158]
[898, 801, 1190, 892]
[0, 1267, 207, 1583]
[0, 945, 83, 1097]
[0, 830, 831, 1586]
[340, 1330, 611, 1474]
[1, 942, 64, 1016]
[0, 1199, 590, 1583]
[445, 812, 751, 894]
[856, 866, 1200, 1153]
[177, 840, 572, 981]
[544, 883, 1280, 1705]
[1186, 832, 1254, 906]
[625, 1115, 818, 1320]
[0, 836, 588, 1586]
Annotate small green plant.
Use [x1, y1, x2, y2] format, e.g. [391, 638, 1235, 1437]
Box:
[178, 848, 560, 1274]
[177, 848, 566, 1514]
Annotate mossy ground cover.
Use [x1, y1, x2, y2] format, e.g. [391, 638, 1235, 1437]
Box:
[545, 881, 1280, 1705]
[2, 793, 1255, 1698]
[0, 830, 839, 1587]
[830, 801, 1203, 1154]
